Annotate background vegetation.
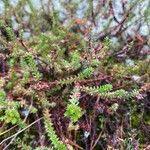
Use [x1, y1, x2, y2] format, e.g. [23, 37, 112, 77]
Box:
[0, 0, 150, 149]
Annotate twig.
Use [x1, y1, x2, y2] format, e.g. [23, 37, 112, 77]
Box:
[35, 114, 45, 147]
[1, 97, 39, 150]
[0, 125, 17, 136]
[91, 130, 103, 150]
[66, 139, 84, 150]
[0, 117, 43, 147]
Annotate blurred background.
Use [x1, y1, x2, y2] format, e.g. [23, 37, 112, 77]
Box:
[0, 0, 150, 60]
[0, 0, 150, 38]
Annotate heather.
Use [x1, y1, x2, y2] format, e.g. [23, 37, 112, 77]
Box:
[0, 0, 150, 149]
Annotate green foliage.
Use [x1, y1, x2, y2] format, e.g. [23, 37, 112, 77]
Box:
[0, 21, 15, 41]
[65, 103, 82, 123]
[0, 90, 6, 102]
[97, 84, 113, 93]
[44, 110, 67, 150]
[80, 84, 129, 99]
[36, 147, 52, 150]
[0, 99, 20, 111]
[65, 86, 82, 123]
[20, 52, 42, 80]
[81, 67, 94, 78]
[1, 109, 21, 125]
[58, 67, 94, 86]
[91, 58, 101, 67]
[63, 51, 81, 71]
[14, 133, 35, 150]
[0, 1, 149, 149]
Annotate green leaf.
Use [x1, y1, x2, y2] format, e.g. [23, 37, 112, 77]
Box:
[65, 103, 82, 123]
[0, 90, 6, 101]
